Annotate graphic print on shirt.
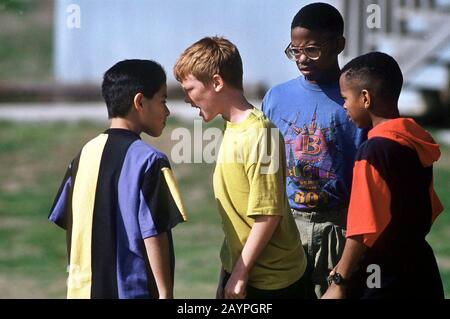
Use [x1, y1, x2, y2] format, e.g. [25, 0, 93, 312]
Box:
[282, 107, 339, 209]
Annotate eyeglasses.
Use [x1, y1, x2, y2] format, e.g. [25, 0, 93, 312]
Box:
[284, 43, 326, 61]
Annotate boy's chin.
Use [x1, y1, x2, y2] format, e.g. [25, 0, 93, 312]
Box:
[200, 114, 215, 123]
[146, 129, 163, 138]
[302, 71, 320, 82]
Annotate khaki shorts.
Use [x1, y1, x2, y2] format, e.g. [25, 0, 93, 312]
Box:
[292, 208, 347, 298]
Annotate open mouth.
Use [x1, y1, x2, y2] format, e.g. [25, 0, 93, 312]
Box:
[299, 64, 314, 72]
[299, 67, 313, 73]
[192, 105, 203, 117]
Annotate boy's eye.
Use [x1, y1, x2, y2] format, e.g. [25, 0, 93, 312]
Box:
[286, 45, 322, 60]
[305, 46, 319, 52]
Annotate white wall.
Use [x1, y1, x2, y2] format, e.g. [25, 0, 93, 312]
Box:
[54, 0, 333, 88]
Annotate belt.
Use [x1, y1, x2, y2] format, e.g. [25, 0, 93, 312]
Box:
[291, 208, 347, 225]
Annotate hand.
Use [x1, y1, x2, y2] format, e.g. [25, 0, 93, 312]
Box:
[158, 291, 173, 299]
[321, 283, 346, 299]
[224, 271, 248, 299]
[329, 267, 337, 277]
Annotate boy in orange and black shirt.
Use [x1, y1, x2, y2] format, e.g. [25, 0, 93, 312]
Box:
[322, 52, 444, 299]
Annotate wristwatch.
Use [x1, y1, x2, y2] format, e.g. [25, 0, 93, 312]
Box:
[327, 272, 347, 286]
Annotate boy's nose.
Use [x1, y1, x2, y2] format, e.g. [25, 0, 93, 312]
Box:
[165, 105, 170, 117]
[184, 95, 191, 104]
[297, 53, 309, 64]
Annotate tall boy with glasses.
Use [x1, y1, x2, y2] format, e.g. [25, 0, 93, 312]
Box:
[262, 2, 366, 298]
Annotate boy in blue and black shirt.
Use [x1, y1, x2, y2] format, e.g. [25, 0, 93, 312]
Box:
[49, 60, 187, 299]
[262, 3, 366, 298]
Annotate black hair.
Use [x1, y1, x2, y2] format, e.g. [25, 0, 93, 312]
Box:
[291, 2, 344, 36]
[102, 59, 166, 118]
[341, 52, 403, 102]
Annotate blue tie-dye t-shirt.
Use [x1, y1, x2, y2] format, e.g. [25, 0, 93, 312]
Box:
[262, 76, 366, 212]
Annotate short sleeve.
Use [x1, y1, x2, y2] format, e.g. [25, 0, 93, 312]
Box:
[246, 127, 286, 217]
[346, 160, 392, 247]
[48, 164, 73, 229]
[261, 88, 272, 118]
[138, 156, 186, 239]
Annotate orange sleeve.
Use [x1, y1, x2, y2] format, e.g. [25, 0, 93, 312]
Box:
[346, 160, 391, 247]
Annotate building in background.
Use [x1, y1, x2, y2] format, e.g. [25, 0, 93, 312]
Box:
[54, 0, 450, 120]
[54, 0, 313, 90]
[338, 0, 450, 121]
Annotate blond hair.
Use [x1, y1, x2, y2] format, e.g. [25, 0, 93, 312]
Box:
[173, 36, 243, 90]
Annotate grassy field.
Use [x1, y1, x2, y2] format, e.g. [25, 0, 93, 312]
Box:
[0, 119, 449, 298]
[0, 0, 53, 82]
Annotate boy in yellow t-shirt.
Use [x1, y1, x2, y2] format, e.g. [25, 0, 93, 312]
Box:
[174, 36, 307, 299]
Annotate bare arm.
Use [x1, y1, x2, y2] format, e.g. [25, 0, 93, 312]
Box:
[224, 215, 281, 299]
[322, 235, 366, 299]
[144, 232, 173, 299]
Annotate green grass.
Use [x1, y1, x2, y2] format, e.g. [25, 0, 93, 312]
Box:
[0, 121, 105, 297]
[427, 160, 450, 294]
[0, 120, 449, 298]
[0, 0, 53, 82]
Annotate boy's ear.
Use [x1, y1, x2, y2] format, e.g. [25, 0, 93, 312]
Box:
[336, 36, 345, 55]
[211, 74, 224, 92]
[133, 93, 144, 112]
[361, 89, 371, 110]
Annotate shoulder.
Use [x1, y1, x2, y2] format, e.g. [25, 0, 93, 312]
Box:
[127, 139, 169, 166]
[244, 109, 284, 152]
[82, 133, 109, 148]
[248, 108, 278, 130]
[264, 78, 299, 100]
[355, 137, 407, 174]
[359, 135, 420, 163]
[358, 137, 395, 156]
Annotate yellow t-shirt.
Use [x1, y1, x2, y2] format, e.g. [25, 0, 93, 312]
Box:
[213, 108, 306, 290]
